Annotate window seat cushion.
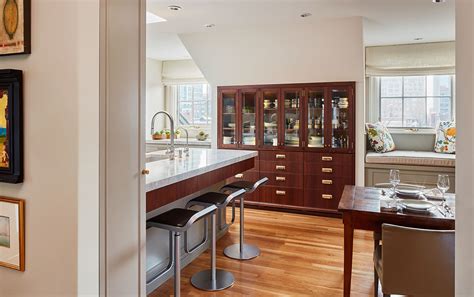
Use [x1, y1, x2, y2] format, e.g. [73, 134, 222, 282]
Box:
[366, 150, 455, 168]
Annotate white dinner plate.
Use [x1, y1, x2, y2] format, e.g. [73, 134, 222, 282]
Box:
[395, 188, 422, 197]
[399, 199, 435, 212]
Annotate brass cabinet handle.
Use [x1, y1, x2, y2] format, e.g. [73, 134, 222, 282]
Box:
[322, 194, 333, 200]
[322, 167, 333, 173]
[322, 156, 333, 161]
[275, 176, 286, 181]
[275, 165, 286, 171]
[142, 169, 150, 175]
[276, 154, 286, 159]
[276, 190, 286, 196]
[322, 179, 333, 185]
[235, 173, 244, 179]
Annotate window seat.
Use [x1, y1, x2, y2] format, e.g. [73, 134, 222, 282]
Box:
[366, 151, 455, 168]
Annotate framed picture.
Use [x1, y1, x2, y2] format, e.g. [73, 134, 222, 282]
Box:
[0, 69, 23, 183]
[0, 197, 24, 271]
[0, 0, 31, 56]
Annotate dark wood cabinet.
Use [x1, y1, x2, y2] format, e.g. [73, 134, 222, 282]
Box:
[219, 82, 355, 215]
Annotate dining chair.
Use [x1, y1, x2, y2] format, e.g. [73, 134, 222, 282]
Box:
[374, 223, 454, 297]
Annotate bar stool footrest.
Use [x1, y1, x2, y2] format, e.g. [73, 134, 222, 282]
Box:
[190, 269, 235, 291]
[224, 243, 260, 260]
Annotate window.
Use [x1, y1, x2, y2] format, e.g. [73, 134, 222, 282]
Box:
[177, 84, 211, 126]
[379, 75, 454, 128]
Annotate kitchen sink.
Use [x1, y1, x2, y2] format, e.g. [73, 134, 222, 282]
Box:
[146, 154, 169, 163]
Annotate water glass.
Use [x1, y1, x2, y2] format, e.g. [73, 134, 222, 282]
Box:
[437, 174, 450, 205]
[389, 169, 400, 197]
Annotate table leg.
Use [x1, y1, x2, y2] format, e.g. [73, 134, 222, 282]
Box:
[343, 216, 354, 297]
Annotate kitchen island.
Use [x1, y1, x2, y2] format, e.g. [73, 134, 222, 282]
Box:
[145, 148, 257, 293]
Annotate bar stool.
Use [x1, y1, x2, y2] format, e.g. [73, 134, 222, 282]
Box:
[147, 205, 217, 297]
[220, 177, 269, 260]
[185, 188, 246, 291]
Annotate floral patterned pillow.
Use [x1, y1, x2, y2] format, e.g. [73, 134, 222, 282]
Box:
[366, 122, 396, 153]
[434, 121, 456, 154]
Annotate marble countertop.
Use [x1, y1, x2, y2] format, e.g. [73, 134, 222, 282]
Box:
[146, 148, 257, 192]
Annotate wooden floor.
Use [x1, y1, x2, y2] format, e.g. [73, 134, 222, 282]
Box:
[149, 208, 377, 297]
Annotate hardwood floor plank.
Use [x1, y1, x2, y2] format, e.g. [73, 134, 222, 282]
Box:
[149, 208, 378, 297]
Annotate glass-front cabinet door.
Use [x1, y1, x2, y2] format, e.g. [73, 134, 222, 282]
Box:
[306, 89, 325, 149]
[330, 87, 352, 151]
[240, 89, 258, 148]
[261, 89, 279, 149]
[220, 90, 238, 147]
[282, 89, 302, 148]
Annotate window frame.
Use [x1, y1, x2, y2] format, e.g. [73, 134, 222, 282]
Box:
[377, 75, 455, 129]
[176, 83, 211, 127]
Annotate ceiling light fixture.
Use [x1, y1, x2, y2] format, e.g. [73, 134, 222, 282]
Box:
[300, 12, 312, 18]
[204, 23, 215, 28]
[432, 0, 446, 3]
[168, 5, 183, 11]
[414, 37, 424, 41]
[146, 11, 167, 24]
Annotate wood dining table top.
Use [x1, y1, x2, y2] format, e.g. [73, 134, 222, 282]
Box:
[338, 185, 455, 229]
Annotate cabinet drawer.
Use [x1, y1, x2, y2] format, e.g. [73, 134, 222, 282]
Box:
[260, 186, 304, 206]
[261, 172, 303, 188]
[304, 188, 343, 210]
[304, 163, 354, 178]
[304, 175, 353, 191]
[304, 153, 353, 165]
[259, 151, 303, 162]
[260, 160, 303, 174]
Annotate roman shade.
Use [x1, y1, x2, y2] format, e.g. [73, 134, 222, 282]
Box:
[366, 42, 455, 76]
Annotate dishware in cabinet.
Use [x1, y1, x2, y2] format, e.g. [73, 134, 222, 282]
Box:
[261, 89, 280, 149]
[328, 86, 354, 152]
[305, 88, 326, 150]
[219, 89, 239, 148]
[239, 89, 259, 148]
[281, 88, 303, 149]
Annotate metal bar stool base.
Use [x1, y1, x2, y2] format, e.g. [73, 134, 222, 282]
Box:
[224, 243, 260, 260]
[190, 269, 235, 291]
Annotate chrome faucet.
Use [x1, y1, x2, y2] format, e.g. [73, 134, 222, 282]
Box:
[176, 126, 189, 156]
[151, 111, 175, 160]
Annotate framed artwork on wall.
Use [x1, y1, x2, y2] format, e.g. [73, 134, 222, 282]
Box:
[0, 0, 31, 56]
[0, 197, 25, 271]
[0, 69, 23, 184]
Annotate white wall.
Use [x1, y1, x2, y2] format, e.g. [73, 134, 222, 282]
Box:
[146, 58, 164, 140]
[455, 1, 474, 296]
[0, 0, 100, 296]
[180, 17, 365, 183]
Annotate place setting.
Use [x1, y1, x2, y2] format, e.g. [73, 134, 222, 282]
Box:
[379, 169, 454, 218]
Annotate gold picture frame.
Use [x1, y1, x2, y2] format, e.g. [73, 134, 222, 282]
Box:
[0, 196, 24, 271]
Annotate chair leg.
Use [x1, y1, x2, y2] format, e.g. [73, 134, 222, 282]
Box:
[374, 267, 379, 297]
[173, 232, 181, 297]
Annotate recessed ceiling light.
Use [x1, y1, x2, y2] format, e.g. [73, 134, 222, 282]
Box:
[168, 5, 183, 11]
[204, 23, 215, 28]
[146, 12, 167, 24]
[432, 0, 446, 3]
[414, 37, 424, 41]
[300, 12, 312, 18]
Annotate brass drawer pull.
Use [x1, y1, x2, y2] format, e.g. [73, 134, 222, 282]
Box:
[235, 173, 244, 179]
[276, 190, 286, 196]
[276, 154, 286, 159]
[322, 194, 333, 200]
[275, 176, 286, 181]
[322, 179, 333, 185]
[322, 156, 333, 161]
[275, 165, 286, 171]
[322, 167, 333, 173]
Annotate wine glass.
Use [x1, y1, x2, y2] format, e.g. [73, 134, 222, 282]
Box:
[437, 174, 450, 206]
[389, 169, 400, 198]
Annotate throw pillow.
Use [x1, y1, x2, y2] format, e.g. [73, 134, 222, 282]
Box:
[434, 121, 456, 154]
[366, 122, 396, 153]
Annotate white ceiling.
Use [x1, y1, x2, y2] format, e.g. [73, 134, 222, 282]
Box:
[146, 0, 455, 60]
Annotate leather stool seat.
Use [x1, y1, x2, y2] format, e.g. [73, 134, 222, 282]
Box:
[148, 208, 198, 228]
[191, 192, 228, 205]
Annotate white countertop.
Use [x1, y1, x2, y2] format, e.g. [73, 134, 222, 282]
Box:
[145, 148, 257, 192]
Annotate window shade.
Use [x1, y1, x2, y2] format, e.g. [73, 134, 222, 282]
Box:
[366, 42, 455, 76]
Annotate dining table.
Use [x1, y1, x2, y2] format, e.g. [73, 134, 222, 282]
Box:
[338, 185, 455, 297]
